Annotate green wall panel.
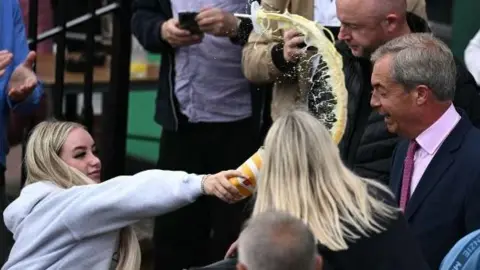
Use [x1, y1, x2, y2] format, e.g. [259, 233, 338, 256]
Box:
[451, 0, 480, 63]
[126, 90, 161, 163]
[126, 138, 159, 163]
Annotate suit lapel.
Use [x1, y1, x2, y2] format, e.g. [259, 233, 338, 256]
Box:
[404, 151, 454, 220]
[404, 117, 470, 220]
[390, 140, 409, 199]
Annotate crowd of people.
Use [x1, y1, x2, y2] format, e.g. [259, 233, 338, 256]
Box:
[1, 0, 480, 269]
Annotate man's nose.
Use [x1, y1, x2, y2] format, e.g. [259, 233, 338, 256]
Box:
[338, 25, 350, 41]
[370, 93, 380, 109]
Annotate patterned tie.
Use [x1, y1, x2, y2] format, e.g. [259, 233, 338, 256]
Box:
[399, 140, 419, 212]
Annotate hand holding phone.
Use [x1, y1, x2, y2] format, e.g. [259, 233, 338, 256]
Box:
[178, 12, 203, 35]
[196, 7, 239, 37]
[161, 18, 203, 47]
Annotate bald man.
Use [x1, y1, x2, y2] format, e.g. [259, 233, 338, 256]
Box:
[237, 212, 323, 270]
[242, 0, 480, 184]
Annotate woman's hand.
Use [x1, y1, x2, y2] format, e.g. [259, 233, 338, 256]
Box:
[202, 170, 245, 203]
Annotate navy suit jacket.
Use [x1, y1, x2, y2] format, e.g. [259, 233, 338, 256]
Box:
[390, 115, 480, 269]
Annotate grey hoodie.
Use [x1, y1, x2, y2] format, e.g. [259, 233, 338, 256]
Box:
[2, 169, 203, 270]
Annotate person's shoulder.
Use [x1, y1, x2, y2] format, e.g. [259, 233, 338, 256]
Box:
[440, 229, 480, 270]
[406, 12, 431, 33]
[460, 117, 480, 146]
[454, 56, 480, 90]
[3, 181, 62, 231]
[449, 117, 480, 169]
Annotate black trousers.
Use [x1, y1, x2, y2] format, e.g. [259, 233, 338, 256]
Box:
[0, 168, 12, 267]
[153, 117, 260, 270]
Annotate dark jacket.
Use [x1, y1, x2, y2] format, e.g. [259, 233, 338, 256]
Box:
[190, 188, 431, 270]
[390, 114, 480, 269]
[130, 0, 271, 138]
[337, 13, 480, 184]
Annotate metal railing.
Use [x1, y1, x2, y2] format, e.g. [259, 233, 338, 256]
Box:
[24, 0, 132, 182]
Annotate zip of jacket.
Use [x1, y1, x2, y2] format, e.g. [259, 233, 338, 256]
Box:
[166, 53, 179, 131]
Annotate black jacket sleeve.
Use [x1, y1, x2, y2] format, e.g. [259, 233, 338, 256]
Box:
[131, 0, 172, 53]
[229, 0, 261, 46]
[453, 59, 480, 128]
[229, 18, 254, 46]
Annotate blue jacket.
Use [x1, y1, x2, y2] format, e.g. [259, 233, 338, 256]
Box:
[0, 0, 44, 167]
[440, 229, 480, 270]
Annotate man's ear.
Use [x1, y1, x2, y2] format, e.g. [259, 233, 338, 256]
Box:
[384, 13, 401, 33]
[236, 262, 248, 270]
[414, 85, 430, 105]
[315, 254, 323, 270]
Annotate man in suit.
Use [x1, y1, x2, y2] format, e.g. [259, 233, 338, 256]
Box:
[241, 0, 480, 185]
[370, 33, 480, 269]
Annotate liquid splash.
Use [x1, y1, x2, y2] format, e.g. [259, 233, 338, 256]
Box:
[248, 1, 348, 144]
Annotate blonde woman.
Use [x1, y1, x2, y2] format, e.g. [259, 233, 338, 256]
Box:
[252, 110, 430, 270]
[196, 109, 430, 270]
[2, 121, 244, 270]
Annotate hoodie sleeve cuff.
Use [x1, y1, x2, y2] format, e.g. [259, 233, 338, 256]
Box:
[230, 18, 253, 46]
[271, 43, 297, 74]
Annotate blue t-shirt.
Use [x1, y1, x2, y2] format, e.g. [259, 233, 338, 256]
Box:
[0, 0, 44, 167]
[440, 229, 480, 270]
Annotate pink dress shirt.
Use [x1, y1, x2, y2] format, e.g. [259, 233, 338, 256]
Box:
[410, 104, 461, 196]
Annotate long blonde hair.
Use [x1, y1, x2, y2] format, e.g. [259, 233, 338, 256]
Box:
[253, 110, 397, 251]
[25, 120, 141, 270]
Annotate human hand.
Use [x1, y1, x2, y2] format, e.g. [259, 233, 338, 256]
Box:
[225, 239, 239, 258]
[283, 29, 305, 63]
[161, 18, 203, 47]
[202, 170, 245, 203]
[0, 50, 13, 77]
[8, 51, 38, 102]
[196, 7, 239, 37]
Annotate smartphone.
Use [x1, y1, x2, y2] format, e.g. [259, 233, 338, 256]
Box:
[178, 12, 202, 35]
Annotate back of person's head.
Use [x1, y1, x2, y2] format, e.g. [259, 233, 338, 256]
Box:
[237, 211, 322, 270]
[440, 229, 480, 270]
[253, 109, 396, 250]
[24, 120, 141, 270]
[25, 120, 94, 188]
